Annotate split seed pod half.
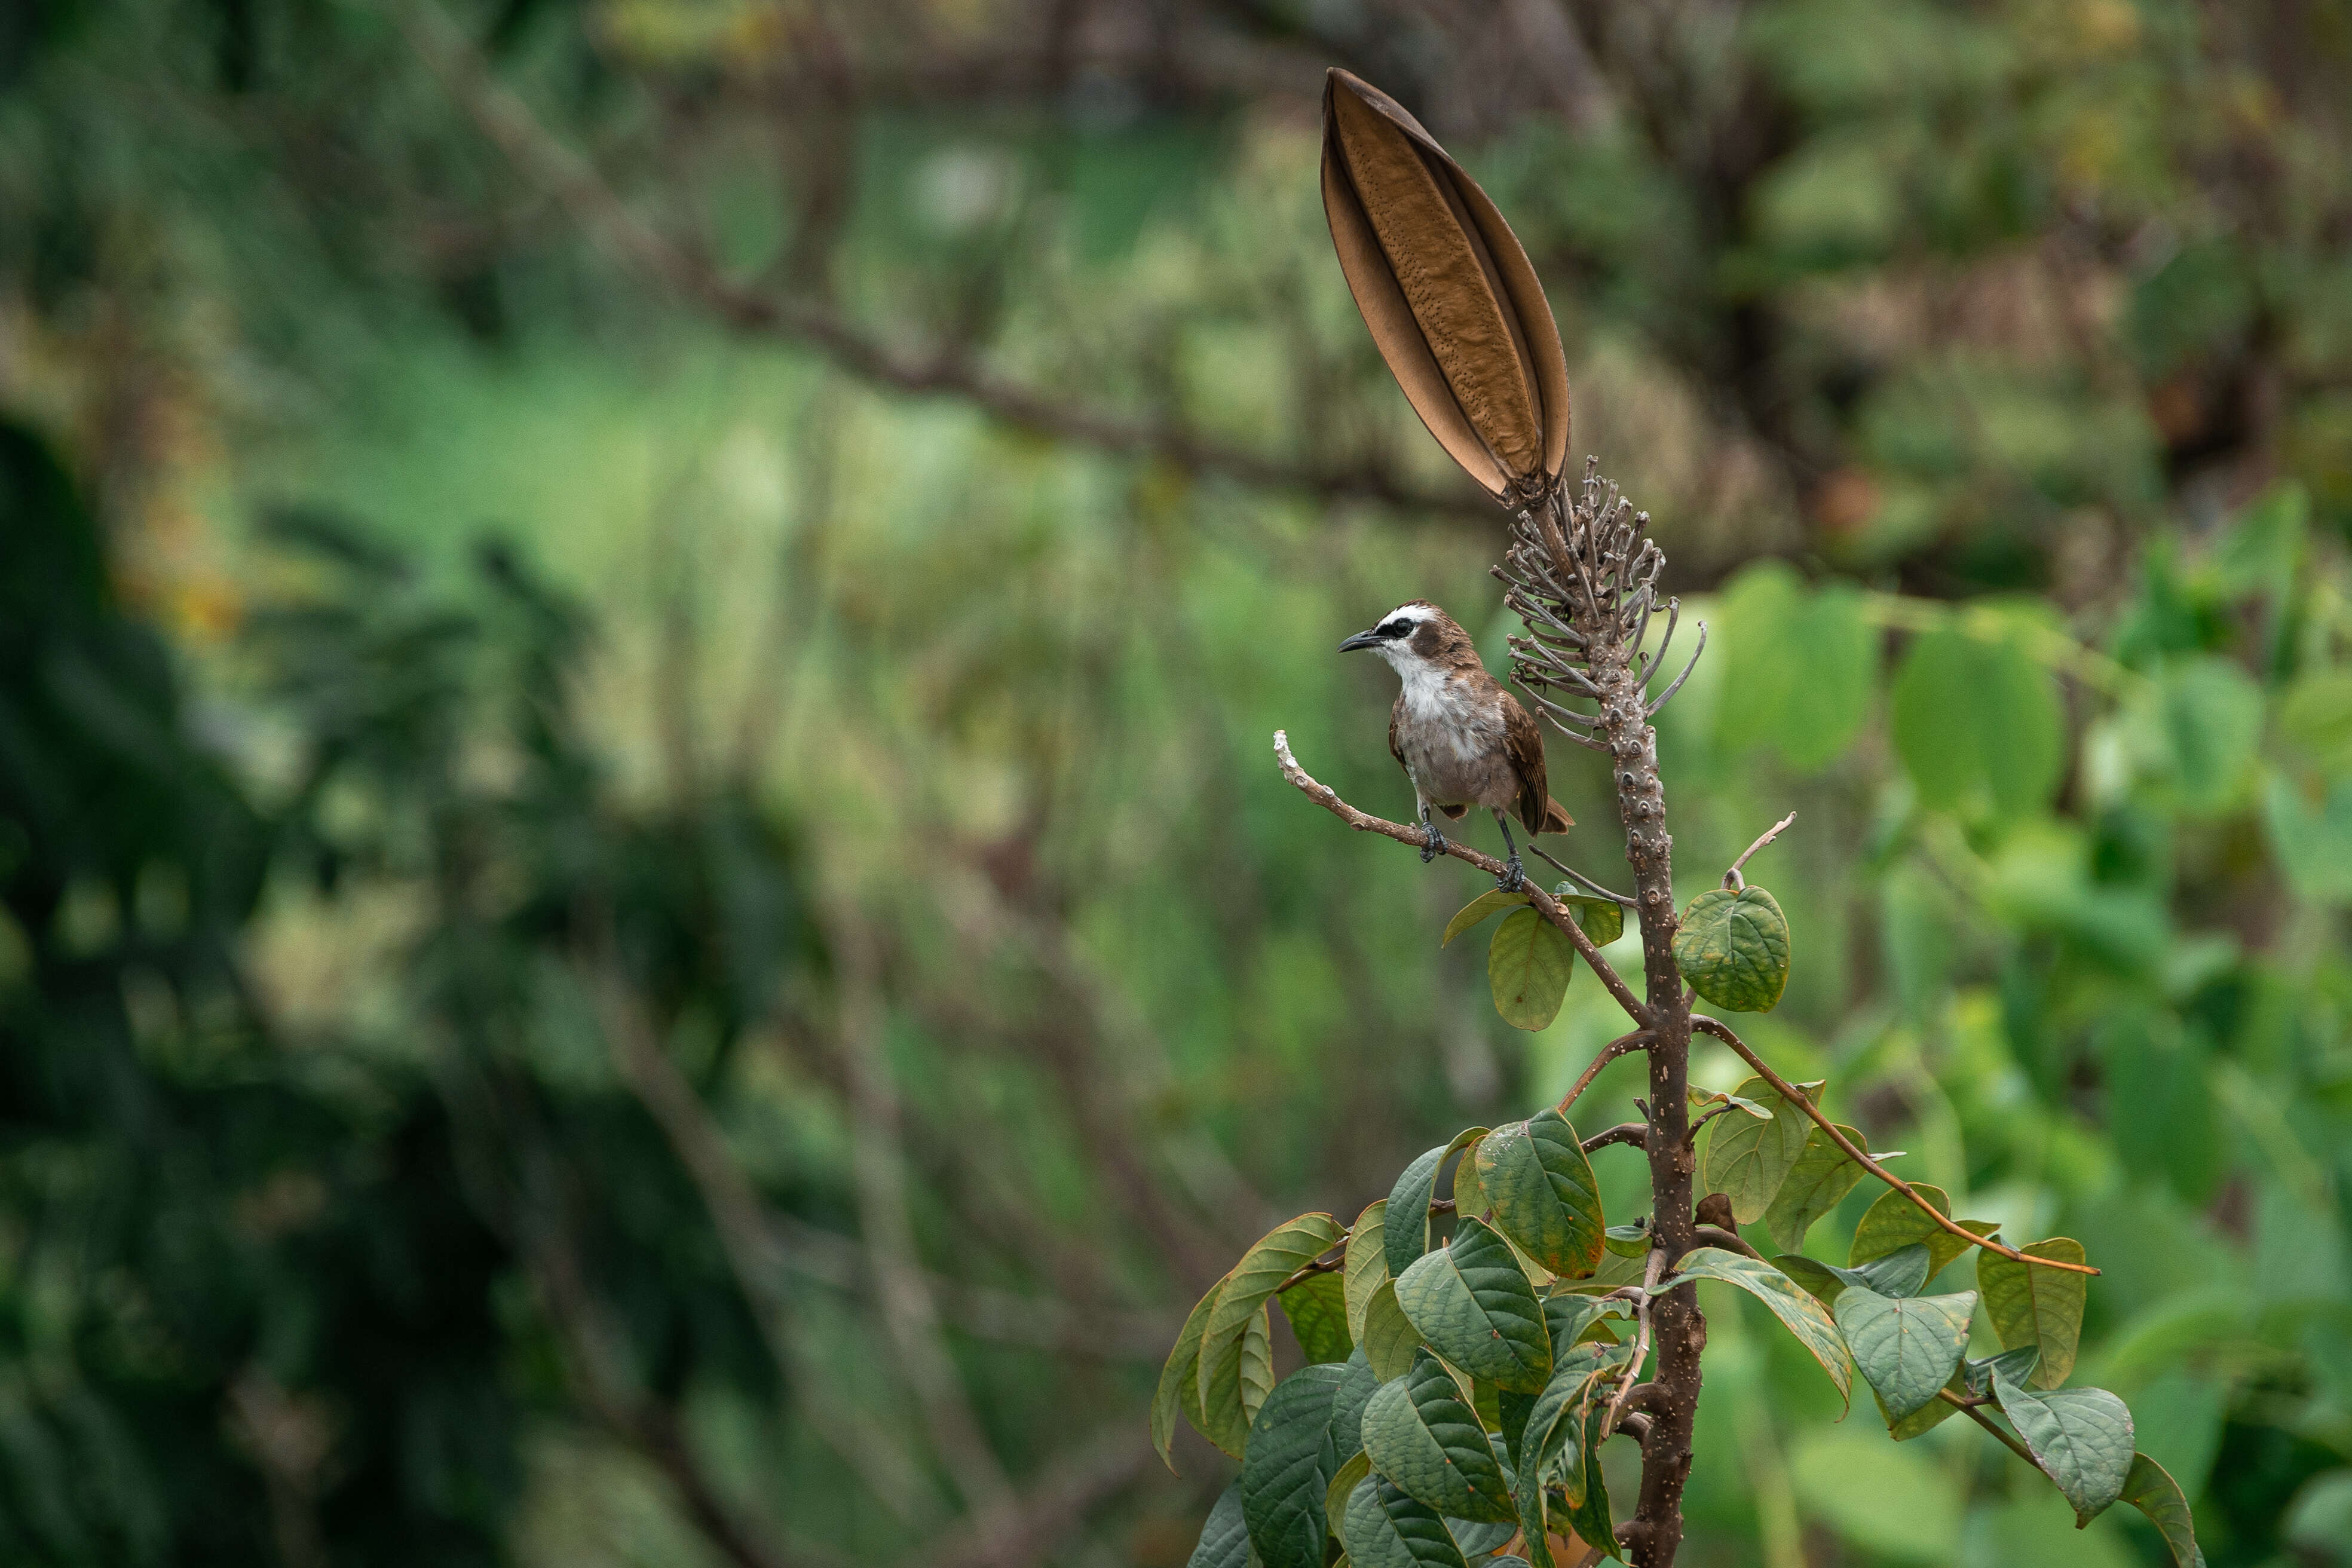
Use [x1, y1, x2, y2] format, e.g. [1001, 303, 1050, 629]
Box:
[1321, 68, 1570, 505]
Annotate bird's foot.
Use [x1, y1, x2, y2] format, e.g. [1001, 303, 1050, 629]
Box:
[1497, 853, 1526, 893]
[1420, 822, 1448, 863]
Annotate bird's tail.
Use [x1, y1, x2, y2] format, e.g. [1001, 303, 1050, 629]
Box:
[1541, 797, 1574, 834]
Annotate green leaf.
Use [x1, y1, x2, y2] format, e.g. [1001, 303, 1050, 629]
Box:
[1603, 1223, 1649, 1258]
[1509, 1355, 1613, 1565]
[1960, 1346, 2041, 1399]
[1833, 1287, 1977, 1420]
[1773, 1246, 1932, 1307]
[1689, 1085, 1770, 1120]
[1201, 1212, 1348, 1455]
[1156, 1278, 1223, 1471]
[1393, 1218, 1552, 1394]
[1284, 1270, 1357, 1366]
[2157, 657, 2263, 813]
[1759, 1123, 1871, 1254]
[1446, 1511, 1517, 1561]
[2118, 1453, 2206, 1567]
[1190, 1482, 1252, 1568]
[1327, 1451, 1373, 1540]
[1977, 1238, 2088, 1390]
[1477, 1110, 1606, 1280]
[1342, 1476, 1469, 1568]
[1993, 1371, 2136, 1524]
[1444, 890, 1529, 947]
[1555, 1245, 1646, 1297]
[1451, 1133, 1490, 1226]
[1555, 892, 1624, 947]
[1889, 619, 2063, 817]
[1333, 1352, 1380, 1468]
[1881, 1369, 1964, 1440]
[1361, 1351, 1518, 1522]
[1847, 1186, 1990, 1280]
[1655, 1247, 1852, 1405]
[1346, 1201, 1391, 1345]
[1244, 1364, 1349, 1568]
[1674, 887, 1791, 1012]
[1713, 563, 1874, 773]
[1698, 1075, 1821, 1224]
[1489, 908, 1575, 1031]
[1387, 1132, 1486, 1282]
[1560, 1395, 1619, 1561]
[1362, 1280, 1421, 1381]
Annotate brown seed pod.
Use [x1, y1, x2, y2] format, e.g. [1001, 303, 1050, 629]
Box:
[1321, 68, 1571, 505]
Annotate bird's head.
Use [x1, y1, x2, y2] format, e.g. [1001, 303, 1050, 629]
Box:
[1337, 601, 1472, 672]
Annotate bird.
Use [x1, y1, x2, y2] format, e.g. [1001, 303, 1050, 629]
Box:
[1339, 599, 1572, 890]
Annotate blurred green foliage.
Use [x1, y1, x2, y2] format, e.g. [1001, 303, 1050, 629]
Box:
[3, 0, 2352, 1564]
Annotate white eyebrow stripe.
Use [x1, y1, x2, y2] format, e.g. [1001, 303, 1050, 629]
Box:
[1382, 605, 1430, 627]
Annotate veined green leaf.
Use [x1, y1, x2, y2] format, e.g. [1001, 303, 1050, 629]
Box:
[1393, 1218, 1552, 1394]
[1603, 1221, 1650, 1258]
[1508, 1353, 1613, 1568]
[1361, 1280, 1420, 1381]
[1156, 1277, 1224, 1471]
[1282, 1270, 1356, 1365]
[1387, 1131, 1486, 1281]
[1881, 1369, 1964, 1440]
[1561, 1395, 1619, 1561]
[1332, 1350, 1380, 1468]
[1190, 1482, 1251, 1568]
[1760, 1123, 1871, 1254]
[1452, 1132, 1490, 1226]
[1993, 1371, 2134, 1524]
[1689, 1085, 1770, 1120]
[1201, 1212, 1347, 1455]
[1490, 908, 1574, 1031]
[1960, 1346, 2041, 1400]
[2118, 1453, 2206, 1567]
[1446, 1508, 1517, 1561]
[1477, 1110, 1606, 1279]
[1557, 1246, 1646, 1297]
[1674, 887, 1790, 1012]
[1834, 1287, 1977, 1420]
[1556, 893, 1624, 947]
[1656, 1247, 1852, 1404]
[1244, 1365, 1349, 1568]
[1977, 1238, 2088, 1389]
[1361, 1351, 1517, 1522]
[1342, 1475, 1469, 1568]
[1848, 1186, 1992, 1280]
[1699, 1075, 1821, 1224]
[1444, 890, 1528, 947]
[1327, 1451, 1373, 1541]
[1346, 1200, 1391, 1343]
[1775, 1242, 1933, 1309]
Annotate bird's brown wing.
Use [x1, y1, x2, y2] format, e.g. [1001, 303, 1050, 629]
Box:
[1501, 690, 1573, 834]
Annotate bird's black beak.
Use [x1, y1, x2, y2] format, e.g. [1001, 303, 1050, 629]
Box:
[1338, 628, 1383, 653]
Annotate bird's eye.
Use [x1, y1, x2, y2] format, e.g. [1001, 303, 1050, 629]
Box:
[1384, 619, 1413, 637]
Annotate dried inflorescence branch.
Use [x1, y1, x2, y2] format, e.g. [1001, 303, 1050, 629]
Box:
[1493, 456, 1705, 753]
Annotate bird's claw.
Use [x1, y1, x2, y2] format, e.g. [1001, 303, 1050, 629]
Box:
[1420, 822, 1447, 863]
[1497, 854, 1526, 893]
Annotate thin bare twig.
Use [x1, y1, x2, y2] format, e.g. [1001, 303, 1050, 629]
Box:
[1273, 731, 1650, 1027]
[1690, 1015, 2098, 1276]
[1723, 813, 1796, 890]
[1526, 840, 1636, 905]
[1606, 1249, 1668, 1434]
[1557, 1031, 1652, 1117]
[1582, 1122, 1647, 1154]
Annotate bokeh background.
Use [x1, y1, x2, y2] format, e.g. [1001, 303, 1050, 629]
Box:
[5, 1, 2352, 1564]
